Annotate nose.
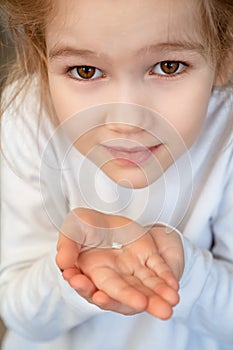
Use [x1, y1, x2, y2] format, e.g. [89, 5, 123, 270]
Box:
[105, 102, 155, 134]
[105, 84, 153, 133]
[105, 103, 143, 134]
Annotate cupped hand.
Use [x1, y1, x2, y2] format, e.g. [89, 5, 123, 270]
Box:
[56, 208, 184, 319]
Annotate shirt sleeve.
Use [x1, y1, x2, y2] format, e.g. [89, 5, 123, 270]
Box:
[0, 99, 102, 341]
[173, 151, 233, 345]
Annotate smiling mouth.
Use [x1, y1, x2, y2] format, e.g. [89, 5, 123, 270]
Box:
[103, 144, 161, 166]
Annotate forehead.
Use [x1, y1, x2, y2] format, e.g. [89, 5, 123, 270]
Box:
[46, 0, 204, 55]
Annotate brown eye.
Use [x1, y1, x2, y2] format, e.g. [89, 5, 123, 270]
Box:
[77, 66, 96, 79]
[151, 61, 185, 76]
[70, 66, 103, 80]
[160, 61, 180, 74]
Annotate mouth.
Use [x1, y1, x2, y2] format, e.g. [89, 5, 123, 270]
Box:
[102, 144, 161, 166]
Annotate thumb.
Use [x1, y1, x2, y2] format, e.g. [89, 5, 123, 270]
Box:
[60, 207, 145, 249]
[56, 233, 81, 270]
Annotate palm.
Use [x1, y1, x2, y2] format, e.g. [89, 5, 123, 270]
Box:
[57, 209, 183, 319]
[75, 229, 181, 318]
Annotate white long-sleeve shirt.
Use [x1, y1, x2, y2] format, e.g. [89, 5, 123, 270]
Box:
[0, 83, 233, 350]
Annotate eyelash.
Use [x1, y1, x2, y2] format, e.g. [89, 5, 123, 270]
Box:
[150, 61, 189, 79]
[66, 61, 190, 82]
[67, 66, 105, 81]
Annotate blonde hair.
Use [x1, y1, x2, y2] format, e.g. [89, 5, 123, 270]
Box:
[0, 0, 55, 121]
[0, 0, 233, 120]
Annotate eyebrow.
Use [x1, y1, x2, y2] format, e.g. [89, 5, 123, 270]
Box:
[48, 40, 205, 61]
[142, 41, 205, 55]
[49, 48, 99, 60]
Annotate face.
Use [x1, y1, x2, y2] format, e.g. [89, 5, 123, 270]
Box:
[46, 0, 216, 188]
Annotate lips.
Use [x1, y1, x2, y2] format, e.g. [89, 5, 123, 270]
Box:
[103, 145, 161, 165]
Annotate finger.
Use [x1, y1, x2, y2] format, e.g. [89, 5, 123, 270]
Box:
[62, 267, 80, 281]
[92, 290, 142, 315]
[92, 267, 148, 312]
[72, 208, 145, 248]
[146, 254, 179, 290]
[93, 290, 174, 320]
[147, 294, 174, 320]
[94, 269, 176, 319]
[134, 267, 179, 306]
[150, 227, 184, 281]
[158, 270, 180, 291]
[97, 269, 176, 319]
[69, 273, 97, 300]
[146, 277, 179, 306]
[56, 234, 81, 270]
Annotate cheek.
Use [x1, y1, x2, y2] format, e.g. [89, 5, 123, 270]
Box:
[74, 131, 98, 154]
[159, 80, 213, 148]
[48, 74, 111, 123]
[48, 75, 87, 123]
[48, 76, 69, 122]
[184, 93, 212, 147]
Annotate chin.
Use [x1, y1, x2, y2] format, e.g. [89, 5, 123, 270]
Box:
[101, 162, 162, 189]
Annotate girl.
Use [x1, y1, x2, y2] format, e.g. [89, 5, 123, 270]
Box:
[0, 0, 233, 349]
